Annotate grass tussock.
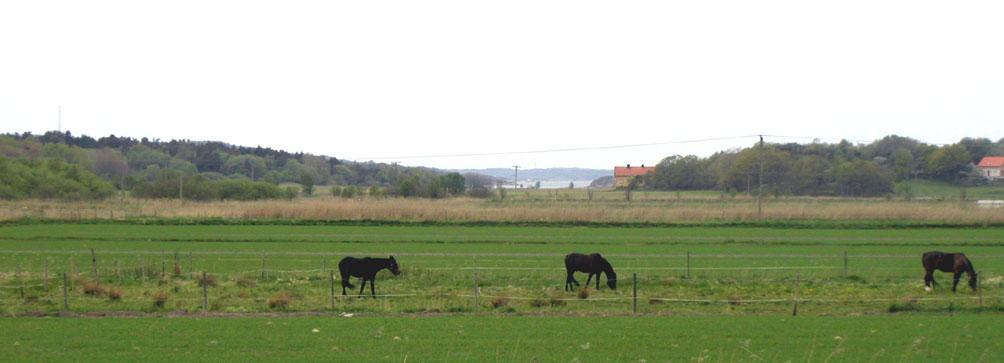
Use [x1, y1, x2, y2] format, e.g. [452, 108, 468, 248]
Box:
[106, 287, 124, 301]
[577, 288, 590, 300]
[268, 292, 293, 310]
[151, 291, 169, 308]
[83, 281, 106, 297]
[490, 295, 510, 309]
[197, 274, 218, 288]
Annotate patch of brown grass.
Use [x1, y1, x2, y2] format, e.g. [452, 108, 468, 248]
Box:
[3, 196, 1004, 224]
[151, 291, 169, 308]
[577, 288, 591, 299]
[106, 288, 124, 301]
[490, 295, 510, 309]
[82, 281, 106, 297]
[268, 292, 292, 310]
[197, 274, 218, 288]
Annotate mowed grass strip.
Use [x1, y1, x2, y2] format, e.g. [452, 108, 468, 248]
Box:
[1, 315, 1002, 361]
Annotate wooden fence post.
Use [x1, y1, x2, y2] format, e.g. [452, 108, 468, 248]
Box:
[632, 273, 638, 314]
[202, 272, 209, 312]
[329, 270, 335, 310]
[62, 272, 69, 311]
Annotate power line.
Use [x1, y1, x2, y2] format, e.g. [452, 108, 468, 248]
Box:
[349, 135, 761, 161]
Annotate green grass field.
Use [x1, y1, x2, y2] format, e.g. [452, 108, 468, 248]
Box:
[2, 315, 1003, 361]
[1, 223, 1003, 316]
[3, 221, 1004, 361]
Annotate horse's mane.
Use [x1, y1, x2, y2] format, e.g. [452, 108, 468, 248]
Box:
[598, 256, 616, 277]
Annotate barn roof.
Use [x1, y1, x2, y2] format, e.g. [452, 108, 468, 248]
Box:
[977, 156, 1004, 168]
[614, 166, 655, 177]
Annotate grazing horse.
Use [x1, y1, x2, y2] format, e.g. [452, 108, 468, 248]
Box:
[564, 253, 617, 291]
[922, 251, 977, 292]
[339, 256, 401, 296]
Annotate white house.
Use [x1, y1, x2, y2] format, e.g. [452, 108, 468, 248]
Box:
[976, 156, 1004, 181]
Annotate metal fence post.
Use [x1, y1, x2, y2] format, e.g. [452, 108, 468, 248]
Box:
[978, 272, 983, 308]
[202, 272, 209, 312]
[473, 272, 480, 310]
[43, 259, 49, 292]
[686, 251, 691, 279]
[792, 273, 800, 316]
[632, 273, 638, 314]
[329, 270, 336, 310]
[90, 248, 98, 279]
[843, 251, 848, 277]
[62, 272, 69, 311]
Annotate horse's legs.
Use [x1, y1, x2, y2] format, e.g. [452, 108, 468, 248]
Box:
[358, 280, 367, 296]
[565, 271, 574, 291]
[595, 274, 600, 289]
[952, 271, 962, 293]
[370, 279, 376, 297]
[924, 270, 934, 289]
[584, 273, 593, 288]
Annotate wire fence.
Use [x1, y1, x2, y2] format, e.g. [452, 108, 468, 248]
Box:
[0, 265, 999, 316]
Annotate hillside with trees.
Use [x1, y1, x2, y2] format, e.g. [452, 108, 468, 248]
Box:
[0, 132, 490, 200]
[645, 136, 1004, 197]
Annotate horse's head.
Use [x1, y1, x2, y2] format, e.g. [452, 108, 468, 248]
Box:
[388, 256, 401, 276]
[606, 271, 617, 290]
[969, 271, 978, 291]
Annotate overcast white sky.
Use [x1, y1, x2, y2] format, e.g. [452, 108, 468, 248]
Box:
[2, 1, 1002, 169]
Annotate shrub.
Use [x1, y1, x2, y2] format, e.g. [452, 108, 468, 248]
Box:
[577, 288, 590, 300]
[268, 292, 292, 310]
[152, 291, 169, 308]
[197, 273, 218, 288]
[528, 298, 547, 308]
[235, 275, 258, 288]
[83, 281, 106, 296]
[106, 288, 124, 301]
[490, 295, 510, 309]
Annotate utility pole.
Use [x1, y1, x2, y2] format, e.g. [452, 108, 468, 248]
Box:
[179, 174, 184, 201]
[512, 165, 520, 189]
[757, 135, 765, 219]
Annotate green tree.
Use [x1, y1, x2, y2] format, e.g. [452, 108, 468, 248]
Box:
[300, 170, 315, 196]
[439, 173, 466, 195]
[925, 144, 971, 181]
[834, 160, 894, 197]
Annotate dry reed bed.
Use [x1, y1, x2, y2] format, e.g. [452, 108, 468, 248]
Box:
[2, 197, 1003, 224]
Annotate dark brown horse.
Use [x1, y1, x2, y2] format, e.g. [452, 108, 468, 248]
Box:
[339, 256, 401, 296]
[564, 253, 617, 291]
[922, 251, 977, 292]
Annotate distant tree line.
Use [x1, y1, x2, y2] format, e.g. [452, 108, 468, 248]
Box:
[0, 132, 499, 200]
[645, 136, 1003, 197]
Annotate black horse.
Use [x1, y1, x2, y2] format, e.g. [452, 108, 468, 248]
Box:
[339, 256, 401, 296]
[564, 253, 617, 291]
[922, 251, 977, 292]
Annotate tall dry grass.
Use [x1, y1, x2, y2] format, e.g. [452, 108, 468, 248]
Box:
[1, 195, 1003, 224]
